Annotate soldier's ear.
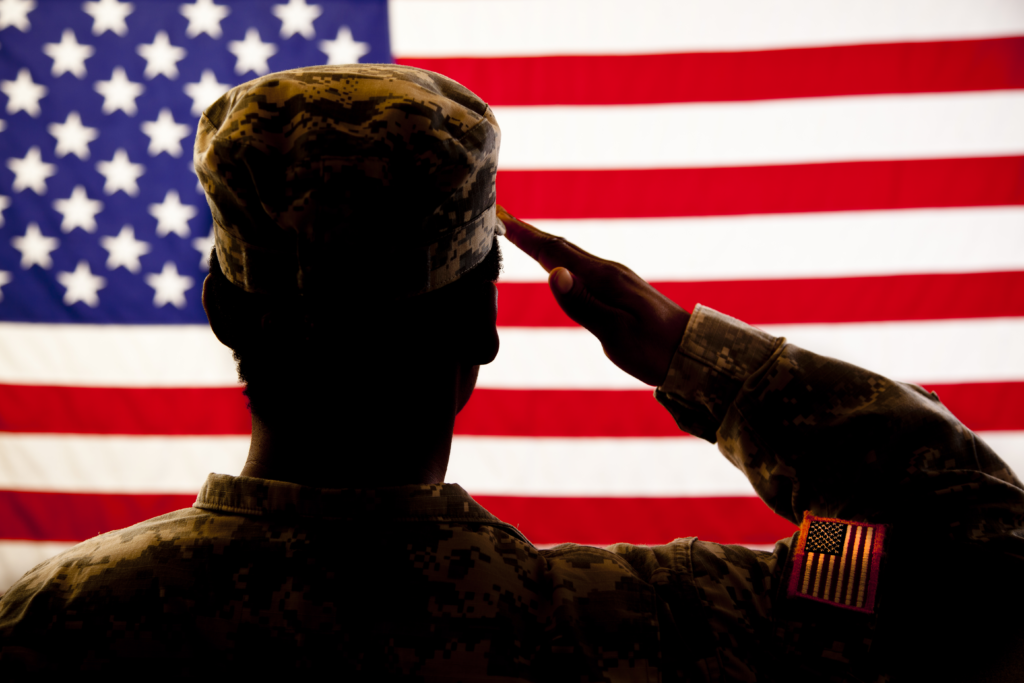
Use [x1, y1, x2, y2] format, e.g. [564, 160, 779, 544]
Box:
[203, 274, 246, 350]
[452, 281, 499, 366]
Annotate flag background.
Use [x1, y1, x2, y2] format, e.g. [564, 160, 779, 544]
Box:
[1, 0, 1023, 594]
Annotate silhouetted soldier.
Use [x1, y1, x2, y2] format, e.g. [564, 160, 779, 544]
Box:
[1, 65, 1022, 681]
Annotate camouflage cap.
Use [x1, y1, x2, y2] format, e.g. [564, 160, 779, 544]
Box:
[194, 64, 502, 298]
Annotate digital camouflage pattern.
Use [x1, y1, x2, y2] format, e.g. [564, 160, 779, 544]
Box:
[194, 65, 503, 298]
[2, 306, 1023, 679]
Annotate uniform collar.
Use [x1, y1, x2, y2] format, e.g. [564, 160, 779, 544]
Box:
[194, 473, 531, 544]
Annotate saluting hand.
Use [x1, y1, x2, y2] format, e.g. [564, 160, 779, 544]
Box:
[498, 206, 691, 387]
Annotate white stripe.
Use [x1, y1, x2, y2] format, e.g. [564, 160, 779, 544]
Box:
[0, 435, 249, 493]
[2, 431, 1022, 496]
[500, 208, 1024, 282]
[391, 0, 1024, 57]
[0, 323, 239, 386]
[494, 92, 1024, 170]
[486, 318, 1024, 389]
[2, 317, 1023, 387]
[0, 541, 77, 596]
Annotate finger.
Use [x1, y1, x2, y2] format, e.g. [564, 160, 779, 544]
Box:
[497, 205, 558, 267]
[548, 267, 620, 338]
[497, 205, 603, 276]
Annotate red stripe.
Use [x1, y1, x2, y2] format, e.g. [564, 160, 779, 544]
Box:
[0, 490, 196, 542]
[398, 37, 1024, 106]
[458, 382, 1024, 436]
[0, 381, 1019, 436]
[497, 156, 1024, 219]
[455, 389, 683, 437]
[0, 385, 251, 435]
[0, 489, 797, 546]
[498, 272, 1024, 327]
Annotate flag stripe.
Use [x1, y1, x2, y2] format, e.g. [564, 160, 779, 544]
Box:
[487, 320, 1024, 388]
[3, 432, 1022, 496]
[847, 526, 865, 605]
[0, 434, 249, 493]
[399, 37, 1024, 106]
[834, 527, 855, 601]
[493, 92, 1024, 170]
[2, 381, 1021, 436]
[0, 541, 78, 596]
[3, 318, 1023, 388]
[497, 272, 1024, 327]
[0, 488, 798, 546]
[800, 551, 815, 594]
[0, 385, 251, 435]
[847, 527, 865, 605]
[0, 434, 753, 496]
[496, 158, 1024, 220]
[459, 384, 1024, 436]
[502, 209, 1024, 282]
[857, 527, 875, 607]
[390, 0, 1024, 57]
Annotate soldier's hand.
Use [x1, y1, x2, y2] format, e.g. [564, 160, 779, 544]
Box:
[498, 206, 690, 387]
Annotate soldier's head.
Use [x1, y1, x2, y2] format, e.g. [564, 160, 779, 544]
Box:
[196, 65, 503, 427]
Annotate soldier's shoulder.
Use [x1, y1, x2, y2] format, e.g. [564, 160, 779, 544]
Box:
[0, 506, 224, 610]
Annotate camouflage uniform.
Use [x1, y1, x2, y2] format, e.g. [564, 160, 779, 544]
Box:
[2, 305, 1022, 679]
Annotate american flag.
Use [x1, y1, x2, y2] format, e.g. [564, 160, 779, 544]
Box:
[788, 515, 886, 613]
[0, 0, 1022, 593]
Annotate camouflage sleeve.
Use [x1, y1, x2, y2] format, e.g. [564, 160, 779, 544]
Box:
[654, 304, 1023, 531]
[647, 305, 1024, 680]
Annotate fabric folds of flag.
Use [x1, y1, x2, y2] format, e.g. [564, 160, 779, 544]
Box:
[1, 0, 1024, 594]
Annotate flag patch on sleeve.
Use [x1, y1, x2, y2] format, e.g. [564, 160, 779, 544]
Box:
[787, 514, 886, 613]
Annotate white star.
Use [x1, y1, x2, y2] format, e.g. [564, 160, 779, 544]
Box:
[47, 111, 99, 160]
[179, 0, 229, 39]
[228, 27, 278, 76]
[82, 0, 133, 37]
[183, 69, 229, 116]
[272, 0, 321, 39]
[140, 108, 190, 157]
[149, 189, 197, 237]
[136, 30, 186, 80]
[0, 194, 10, 227]
[0, 0, 34, 32]
[100, 224, 150, 273]
[0, 269, 11, 302]
[145, 261, 193, 308]
[11, 222, 59, 269]
[96, 148, 145, 196]
[93, 67, 144, 115]
[52, 185, 104, 233]
[191, 228, 215, 268]
[1, 68, 47, 117]
[42, 28, 95, 79]
[7, 146, 56, 195]
[319, 26, 370, 65]
[56, 260, 106, 307]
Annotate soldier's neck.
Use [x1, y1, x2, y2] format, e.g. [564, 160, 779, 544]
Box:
[238, 365, 477, 489]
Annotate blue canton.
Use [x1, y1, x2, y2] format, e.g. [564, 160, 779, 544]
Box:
[0, 0, 391, 324]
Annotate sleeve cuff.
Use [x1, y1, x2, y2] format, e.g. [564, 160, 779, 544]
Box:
[654, 304, 782, 443]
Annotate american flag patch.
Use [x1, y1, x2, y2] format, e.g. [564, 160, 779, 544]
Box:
[787, 514, 886, 613]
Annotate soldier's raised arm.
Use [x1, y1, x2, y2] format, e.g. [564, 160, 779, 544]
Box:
[500, 206, 1024, 680]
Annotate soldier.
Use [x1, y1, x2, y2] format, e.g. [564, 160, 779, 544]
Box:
[1, 65, 1022, 680]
